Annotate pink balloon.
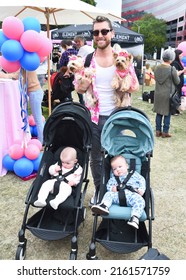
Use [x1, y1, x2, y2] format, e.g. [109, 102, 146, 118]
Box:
[177, 41, 186, 56]
[28, 139, 42, 151]
[20, 30, 42, 52]
[40, 56, 47, 63]
[37, 36, 52, 57]
[1, 56, 21, 73]
[28, 115, 36, 126]
[14, 139, 22, 145]
[9, 144, 24, 160]
[24, 144, 40, 160]
[2, 16, 24, 40]
[182, 86, 186, 92]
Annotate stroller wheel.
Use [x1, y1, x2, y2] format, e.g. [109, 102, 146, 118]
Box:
[86, 252, 98, 260]
[83, 207, 86, 221]
[15, 244, 26, 260]
[69, 252, 77, 260]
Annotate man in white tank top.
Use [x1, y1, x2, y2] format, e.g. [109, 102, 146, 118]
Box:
[90, 16, 117, 205]
[75, 16, 117, 204]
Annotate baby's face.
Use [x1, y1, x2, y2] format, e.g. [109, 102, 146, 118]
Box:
[61, 155, 76, 169]
[111, 158, 128, 177]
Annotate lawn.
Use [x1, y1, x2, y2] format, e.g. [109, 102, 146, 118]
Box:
[1, 84, 186, 260]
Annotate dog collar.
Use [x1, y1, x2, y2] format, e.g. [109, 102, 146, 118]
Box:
[116, 69, 130, 78]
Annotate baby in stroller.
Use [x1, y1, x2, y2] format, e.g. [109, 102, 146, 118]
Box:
[91, 155, 146, 229]
[34, 147, 83, 210]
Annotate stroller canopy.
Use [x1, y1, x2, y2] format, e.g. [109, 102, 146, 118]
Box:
[44, 102, 92, 150]
[101, 107, 154, 159]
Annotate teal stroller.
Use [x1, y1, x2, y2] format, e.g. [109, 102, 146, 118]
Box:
[87, 106, 155, 259]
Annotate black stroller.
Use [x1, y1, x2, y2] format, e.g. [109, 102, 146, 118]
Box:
[16, 102, 92, 260]
[86, 107, 155, 260]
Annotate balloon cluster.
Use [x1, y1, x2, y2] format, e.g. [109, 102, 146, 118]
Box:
[177, 41, 186, 96]
[28, 114, 45, 138]
[2, 139, 43, 178]
[0, 16, 52, 73]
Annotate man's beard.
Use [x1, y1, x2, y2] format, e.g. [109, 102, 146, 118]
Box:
[95, 39, 111, 50]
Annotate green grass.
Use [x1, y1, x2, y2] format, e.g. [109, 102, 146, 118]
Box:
[2, 84, 186, 260]
[41, 105, 49, 119]
[132, 85, 186, 136]
[40, 84, 186, 137]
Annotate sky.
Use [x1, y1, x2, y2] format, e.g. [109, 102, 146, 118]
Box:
[96, 0, 122, 16]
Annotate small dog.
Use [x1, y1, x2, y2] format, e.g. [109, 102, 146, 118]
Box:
[68, 57, 97, 108]
[83, 67, 97, 107]
[67, 55, 84, 74]
[111, 50, 139, 107]
[74, 67, 97, 107]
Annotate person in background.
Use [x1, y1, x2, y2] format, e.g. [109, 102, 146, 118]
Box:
[74, 35, 95, 105]
[57, 40, 78, 103]
[27, 71, 44, 145]
[36, 58, 47, 88]
[171, 49, 185, 115]
[36, 57, 54, 88]
[51, 66, 74, 106]
[74, 35, 94, 58]
[0, 66, 44, 144]
[153, 49, 180, 138]
[0, 70, 19, 79]
[59, 40, 78, 68]
[145, 63, 155, 86]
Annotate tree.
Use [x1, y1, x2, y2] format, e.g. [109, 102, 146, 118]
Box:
[131, 14, 167, 57]
[82, 0, 96, 5]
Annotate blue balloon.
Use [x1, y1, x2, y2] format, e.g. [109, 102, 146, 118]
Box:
[33, 125, 38, 137]
[0, 31, 8, 50]
[182, 56, 186, 67]
[2, 154, 16, 171]
[1, 40, 24, 62]
[20, 51, 40, 71]
[184, 75, 186, 85]
[22, 17, 41, 33]
[32, 153, 43, 171]
[13, 157, 34, 177]
[29, 125, 34, 136]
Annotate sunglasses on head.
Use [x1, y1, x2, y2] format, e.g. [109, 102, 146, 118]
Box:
[92, 29, 113, 36]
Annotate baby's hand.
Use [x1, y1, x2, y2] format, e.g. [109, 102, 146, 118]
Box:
[68, 180, 76, 187]
[112, 185, 117, 192]
[55, 164, 61, 172]
[137, 189, 143, 196]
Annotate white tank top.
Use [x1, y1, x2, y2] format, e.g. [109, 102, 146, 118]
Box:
[95, 62, 116, 116]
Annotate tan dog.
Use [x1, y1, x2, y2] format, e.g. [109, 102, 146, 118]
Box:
[67, 55, 84, 74]
[83, 67, 97, 107]
[70, 58, 97, 107]
[111, 50, 139, 107]
[67, 55, 90, 89]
